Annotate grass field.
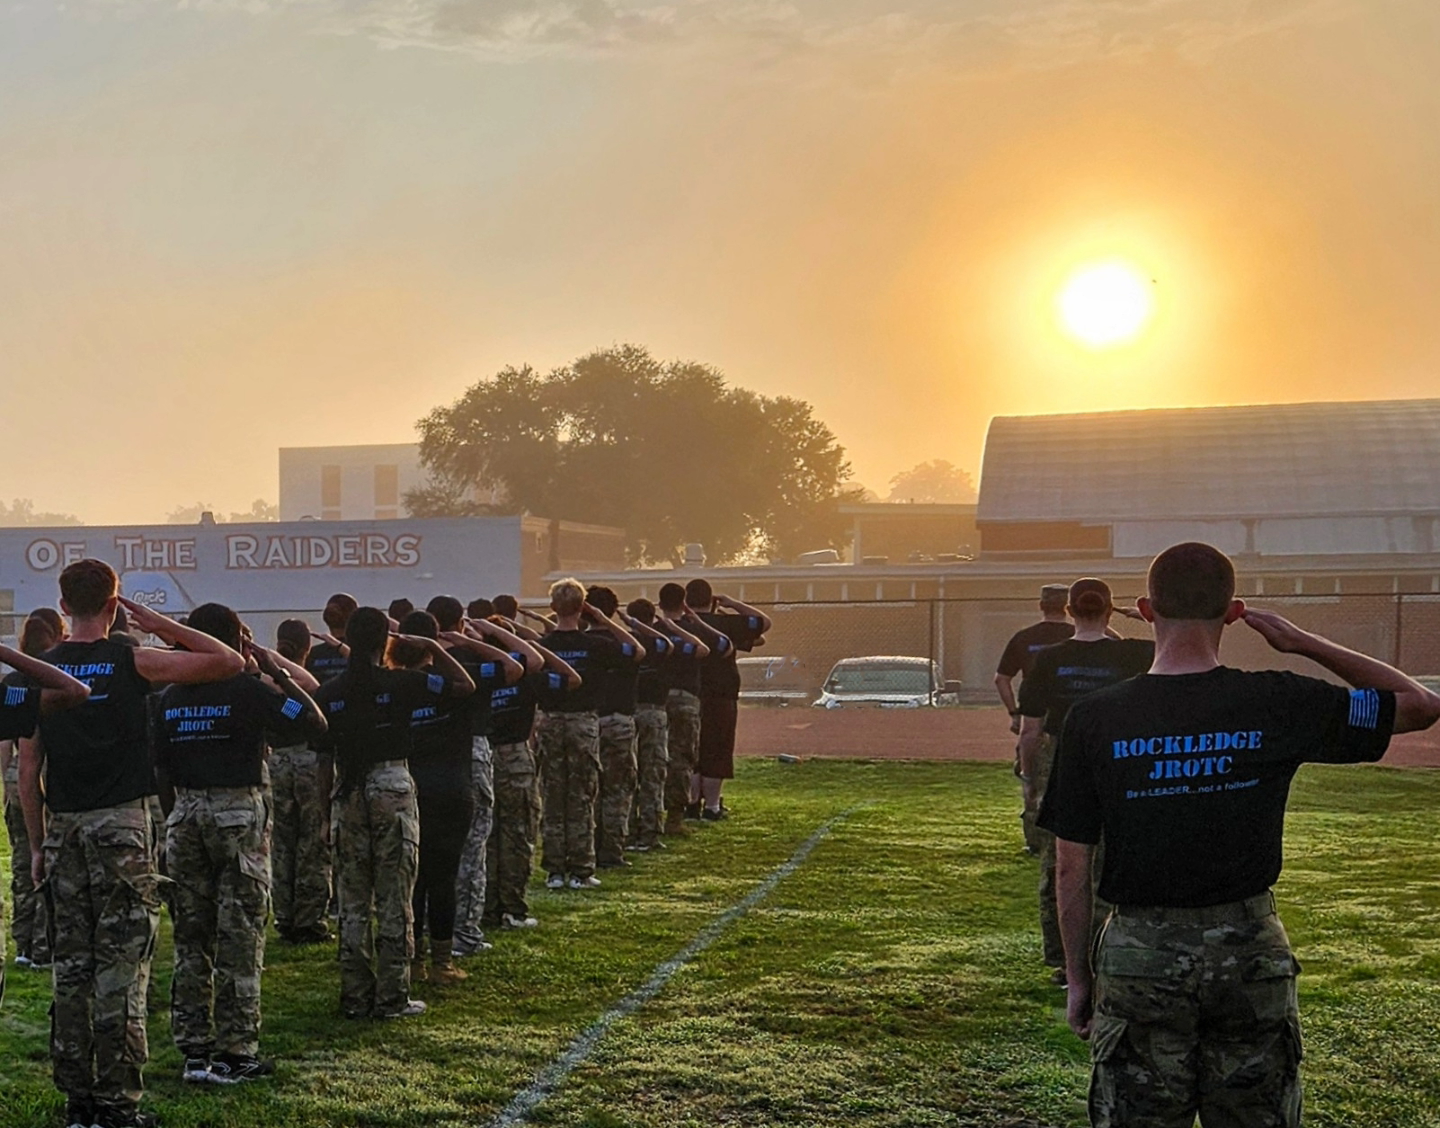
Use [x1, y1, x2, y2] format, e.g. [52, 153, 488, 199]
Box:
[4, 759, 1440, 1128]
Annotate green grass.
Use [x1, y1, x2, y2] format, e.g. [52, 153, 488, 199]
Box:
[5, 760, 1440, 1127]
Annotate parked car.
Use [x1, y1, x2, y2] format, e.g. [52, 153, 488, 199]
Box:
[813, 656, 962, 709]
[737, 656, 811, 707]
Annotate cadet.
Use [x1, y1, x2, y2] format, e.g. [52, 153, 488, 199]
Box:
[685, 579, 770, 819]
[1016, 579, 1152, 986]
[269, 619, 335, 944]
[585, 586, 642, 869]
[313, 608, 474, 1020]
[536, 579, 639, 889]
[18, 560, 243, 1128]
[3, 610, 69, 975]
[152, 603, 326, 1085]
[1042, 543, 1440, 1127]
[424, 596, 532, 958]
[995, 584, 1075, 853]
[655, 583, 711, 837]
[306, 593, 356, 683]
[484, 611, 579, 928]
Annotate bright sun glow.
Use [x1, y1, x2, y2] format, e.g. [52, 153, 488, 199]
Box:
[1056, 260, 1155, 348]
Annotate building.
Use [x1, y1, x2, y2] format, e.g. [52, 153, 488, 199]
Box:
[278, 444, 502, 522]
[842, 502, 978, 564]
[976, 399, 1440, 559]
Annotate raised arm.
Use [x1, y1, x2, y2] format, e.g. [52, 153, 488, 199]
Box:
[657, 613, 710, 660]
[251, 642, 320, 693]
[1243, 609, 1440, 734]
[716, 593, 772, 635]
[251, 646, 328, 738]
[582, 603, 643, 661]
[442, 631, 525, 685]
[123, 598, 245, 685]
[419, 636, 475, 697]
[466, 618, 543, 675]
[535, 643, 583, 691]
[0, 643, 91, 714]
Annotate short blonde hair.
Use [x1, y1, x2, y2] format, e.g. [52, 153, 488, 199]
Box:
[549, 577, 586, 616]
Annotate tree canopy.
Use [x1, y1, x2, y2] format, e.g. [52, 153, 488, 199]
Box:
[410, 345, 859, 564]
[886, 460, 977, 504]
[0, 498, 80, 527]
[166, 499, 278, 524]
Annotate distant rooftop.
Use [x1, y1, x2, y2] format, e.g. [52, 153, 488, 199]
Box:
[978, 399, 1440, 523]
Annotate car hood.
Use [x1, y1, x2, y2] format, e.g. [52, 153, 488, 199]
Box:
[814, 692, 929, 709]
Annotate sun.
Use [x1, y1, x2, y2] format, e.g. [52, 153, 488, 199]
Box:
[1056, 260, 1155, 348]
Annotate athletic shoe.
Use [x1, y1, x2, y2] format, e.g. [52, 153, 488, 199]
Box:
[451, 939, 493, 957]
[501, 913, 539, 929]
[207, 1054, 275, 1084]
[628, 842, 651, 853]
[94, 1109, 159, 1128]
[701, 807, 728, 821]
[63, 1098, 94, 1128]
[545, 873, 566, 890]
[683, 802, 702, 820]
[568, 875, 601, 890]
[1050, 968, 1068, 988]
[181, 1057, 212, 1084]
[378, 998, 427, 1019]
[14, 953, 32, 968]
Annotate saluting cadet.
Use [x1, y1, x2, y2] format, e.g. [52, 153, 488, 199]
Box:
[1042, 543, 1440, 1127]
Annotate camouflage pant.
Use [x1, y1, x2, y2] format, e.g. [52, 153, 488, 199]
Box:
[1090, 894, 1302, 1128]
[43, 802, 162, 1118]
[269, 745, 332, 937]
[537, 711, 600, 879]
[6, 784, 49, 966]
[595, 713, 638, 866]
[334, 764, 420, 1018]
[486, 740, 539, 920]
[663, 690, 701, 815]
[453, 738, 495, 951]
[629, 705, 669, 848]
[1032, 735, 1065, 968]
[166, 787, 270, 1059]
[1019, 742, 1043, 854]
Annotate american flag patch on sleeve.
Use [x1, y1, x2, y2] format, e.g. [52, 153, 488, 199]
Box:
[1348, 689, 1381, 731]
[4, 686, 26, 708]
[281, 698, 304, 721]
[427, 673, 446, 695]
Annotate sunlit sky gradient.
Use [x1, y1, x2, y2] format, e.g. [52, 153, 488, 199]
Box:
[2, 1, 1437, 523]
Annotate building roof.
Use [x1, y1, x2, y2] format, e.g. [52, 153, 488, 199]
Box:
[978, 399, 1440, 523]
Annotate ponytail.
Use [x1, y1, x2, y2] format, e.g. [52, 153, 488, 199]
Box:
[333, 607, 390, 790]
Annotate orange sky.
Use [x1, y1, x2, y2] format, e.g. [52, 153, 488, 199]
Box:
[1, 1, 1437, 522]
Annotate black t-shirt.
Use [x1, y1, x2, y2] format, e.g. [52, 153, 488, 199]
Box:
[661, 629, 704, 697]
[155, 673, 315, 789]
[406, 679, 473, 794]
[490, 665, 566, 745]
[997, 620, 1075, 679]
[635, 633, 672, 706]
[1039, 669, 1397, 908]
[697, 612, 766, 700]
[39, 638, 154, 812]
[537, 629, 626, 714]
[448, 648, 511, 738]
[598, 635, 642, 716]
[313, 667, 458, 773]
[306, 642, 349, 684]
[1018, 637, 1155, 737]
[0, 671, 42, 742]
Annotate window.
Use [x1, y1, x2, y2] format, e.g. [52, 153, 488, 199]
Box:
[374, 464, 399, 516]
[321, 465, 341, 520]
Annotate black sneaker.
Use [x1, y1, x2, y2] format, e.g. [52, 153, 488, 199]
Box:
[701, 806, 728, 821]
[64, 1098, 94, 1128]
[207, 1053, 275, 1083]
[684, 802, 702, 820]
[181, 1056, 212, 1083]
[94, 1109, 159, 1128]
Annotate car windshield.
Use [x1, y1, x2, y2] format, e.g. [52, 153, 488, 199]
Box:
[826, 664, 931, 695]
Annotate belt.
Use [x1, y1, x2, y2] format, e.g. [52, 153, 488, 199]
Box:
[370, 759, 408, 771]
[175, 785, 262, 797]
[1113, 890, 1276, 926]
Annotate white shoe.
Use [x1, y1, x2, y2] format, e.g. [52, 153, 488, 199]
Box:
[568, 875, 601, 889]
[380, 998, 428, 1019]
[545, 873, 566, 890]
[502, 913, 539, 929]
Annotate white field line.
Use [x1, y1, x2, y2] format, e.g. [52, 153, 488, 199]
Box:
[484, 807, 859, 1128]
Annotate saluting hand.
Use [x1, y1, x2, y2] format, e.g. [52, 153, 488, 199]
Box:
[117, 596, 169, 637]
[1241, 608, 1311, 654]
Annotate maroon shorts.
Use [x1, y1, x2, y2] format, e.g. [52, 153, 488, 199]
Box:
[696, 697, 739, 780]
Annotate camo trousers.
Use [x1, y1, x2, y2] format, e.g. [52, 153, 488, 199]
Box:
[663, 690, 700, 814]
[5, 775, 49, 968]
[1032, 734, 1065, 968]
[451, 737, 495, 952]
[538, 711, 600, 879]
[269, 745, 332, 938]
[1090, 892, 1302, 1128]
[43, 802, 162, 1119]
[629, 705, 669, 848]
[335, 764, 419, 1018]
[595, 713, 638, 867]
[166, 787, 270, 1059]
[486, 740, 540, 920]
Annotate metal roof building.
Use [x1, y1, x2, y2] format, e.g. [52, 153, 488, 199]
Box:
[977, 399, 1440, 558]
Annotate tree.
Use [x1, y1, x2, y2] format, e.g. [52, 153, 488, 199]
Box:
[886, 460, 977, 504]
[412, 345, 856, 564]
[166, 499, 278, 524]
[0, 498, 81, 526]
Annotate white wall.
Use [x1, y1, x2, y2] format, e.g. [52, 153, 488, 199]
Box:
[278, 444, 427, 522]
